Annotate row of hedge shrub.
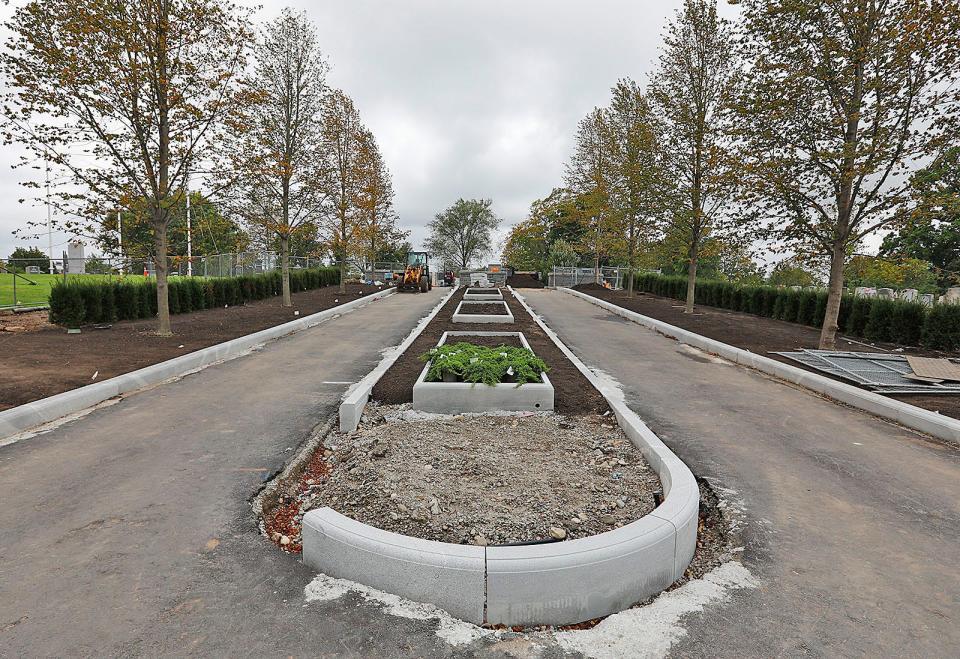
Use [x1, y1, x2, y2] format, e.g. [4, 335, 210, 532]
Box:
[633, 273, 960, 352]
[49, 267, 340, 328]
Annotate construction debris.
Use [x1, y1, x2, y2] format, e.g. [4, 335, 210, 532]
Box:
[775, 350, 960, 395]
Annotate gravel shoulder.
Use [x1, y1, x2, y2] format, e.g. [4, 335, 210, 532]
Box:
[264, 404, 661, 549]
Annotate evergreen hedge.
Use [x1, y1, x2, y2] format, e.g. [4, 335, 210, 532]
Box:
[49, 267, 340, 328]
[631, 273, 959, 351]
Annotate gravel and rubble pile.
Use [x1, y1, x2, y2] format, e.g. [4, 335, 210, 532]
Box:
[265, 404, 662, 549]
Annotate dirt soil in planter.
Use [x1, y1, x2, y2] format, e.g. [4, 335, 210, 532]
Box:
[574, 283, 960, 421]
[457, 302, 510, 315]
[263, 404, 660, 548]
[0, 283, 380, 412]
[506, 273, 545, 288]
[372, 287, 610, 415]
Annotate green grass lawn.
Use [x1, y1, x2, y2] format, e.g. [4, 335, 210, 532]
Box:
[0, 273, 148, 308]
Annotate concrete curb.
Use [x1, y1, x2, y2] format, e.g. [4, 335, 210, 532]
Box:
[338, 287, 457, 432]
[451, 300, 514, 324]
[560, 287, 960, 446]
[412, 331, 553, 413]
[463, 289, 503, 302]
[0, 287, 396, 441]
[302, 507, 486, 623]
[302, 286, 700, 626]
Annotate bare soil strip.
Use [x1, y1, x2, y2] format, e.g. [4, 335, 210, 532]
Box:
[0, 284, 380, 412]
[573, 284, 960, 421]
[372, 287, 610, 415]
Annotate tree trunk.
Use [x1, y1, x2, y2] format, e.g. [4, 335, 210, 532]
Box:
[626, 219, 636, 297]
[818, 240, 847, 349]
[153, 217, 172, 336]
[280, 235, 291, 307]
[684, 242, 698, 313]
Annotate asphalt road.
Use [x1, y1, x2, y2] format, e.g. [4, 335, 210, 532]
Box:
[521, 289, 960, 658]
[3, 286, 958, 658]
[0, 290, 471, 658]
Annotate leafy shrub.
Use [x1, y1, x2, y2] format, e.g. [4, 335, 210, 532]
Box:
[795, 290, 818, 326]
[888, 302, 925, 346]
[844, 297, 872, 337]
[421, 342, 549, 386]
[864, 299, 895, 342]
[114, 281, 140, 320]
[48, 267, 340, 327]
[48, 284, 85, 328]
[77, 283, 103, 323]
[922, 304, 960, 351]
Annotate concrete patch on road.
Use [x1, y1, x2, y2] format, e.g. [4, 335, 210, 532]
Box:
[303, 573, 494, 647]
[554, 561, 758, 659]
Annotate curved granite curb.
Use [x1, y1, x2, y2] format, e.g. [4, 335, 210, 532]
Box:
[302, 287, 699, 626]
[561, 287, 960, 445]
[0, 287, 396, 442]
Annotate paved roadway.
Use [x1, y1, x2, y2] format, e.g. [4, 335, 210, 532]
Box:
[521, 289, 960, 658]
[2, 286, 958, 658]
[0, 290, 469, 658]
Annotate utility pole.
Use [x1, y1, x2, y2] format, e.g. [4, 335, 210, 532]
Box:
[46, 162, 53, 274]
[185, 134, 193, 277]
[117, 209, 124, 275]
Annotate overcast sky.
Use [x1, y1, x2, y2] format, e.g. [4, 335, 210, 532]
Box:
[0, 0, 741, 261]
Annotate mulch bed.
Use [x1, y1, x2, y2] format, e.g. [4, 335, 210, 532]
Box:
[573, 283, 960, 421]
[457, 302, 510, 315]
[371, 287, 610, 416]
[0, 283, 380, 412]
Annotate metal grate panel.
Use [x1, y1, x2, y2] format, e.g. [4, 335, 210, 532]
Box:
[774, 350, 960, 395]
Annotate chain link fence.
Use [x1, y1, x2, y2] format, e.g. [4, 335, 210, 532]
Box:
[547, 266, 662, 289]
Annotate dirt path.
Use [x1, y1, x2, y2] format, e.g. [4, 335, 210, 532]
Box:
[523, 288, 960, 658]
[574, 284, 960, 420]
[0, 283, 380, 411]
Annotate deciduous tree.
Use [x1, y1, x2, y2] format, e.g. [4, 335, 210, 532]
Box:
[230, 8, 328, 306]
[735, 0, 960, 348]
[648, 0, 740, 312]
[426, 199, 501, 269]
[320, 89, 364, 293]
[354, 129, 406, 273]
[564, 109, 622, 282]
[605, 79, 665, 296]
[1, 0, 254, 334]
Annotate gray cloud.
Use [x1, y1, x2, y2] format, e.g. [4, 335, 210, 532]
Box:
[0, 1, 738, 260]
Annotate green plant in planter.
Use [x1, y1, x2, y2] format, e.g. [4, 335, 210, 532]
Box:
[421, 342, 549, 386]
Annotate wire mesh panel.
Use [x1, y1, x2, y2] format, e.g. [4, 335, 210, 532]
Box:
[775, 350, 960, 394]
